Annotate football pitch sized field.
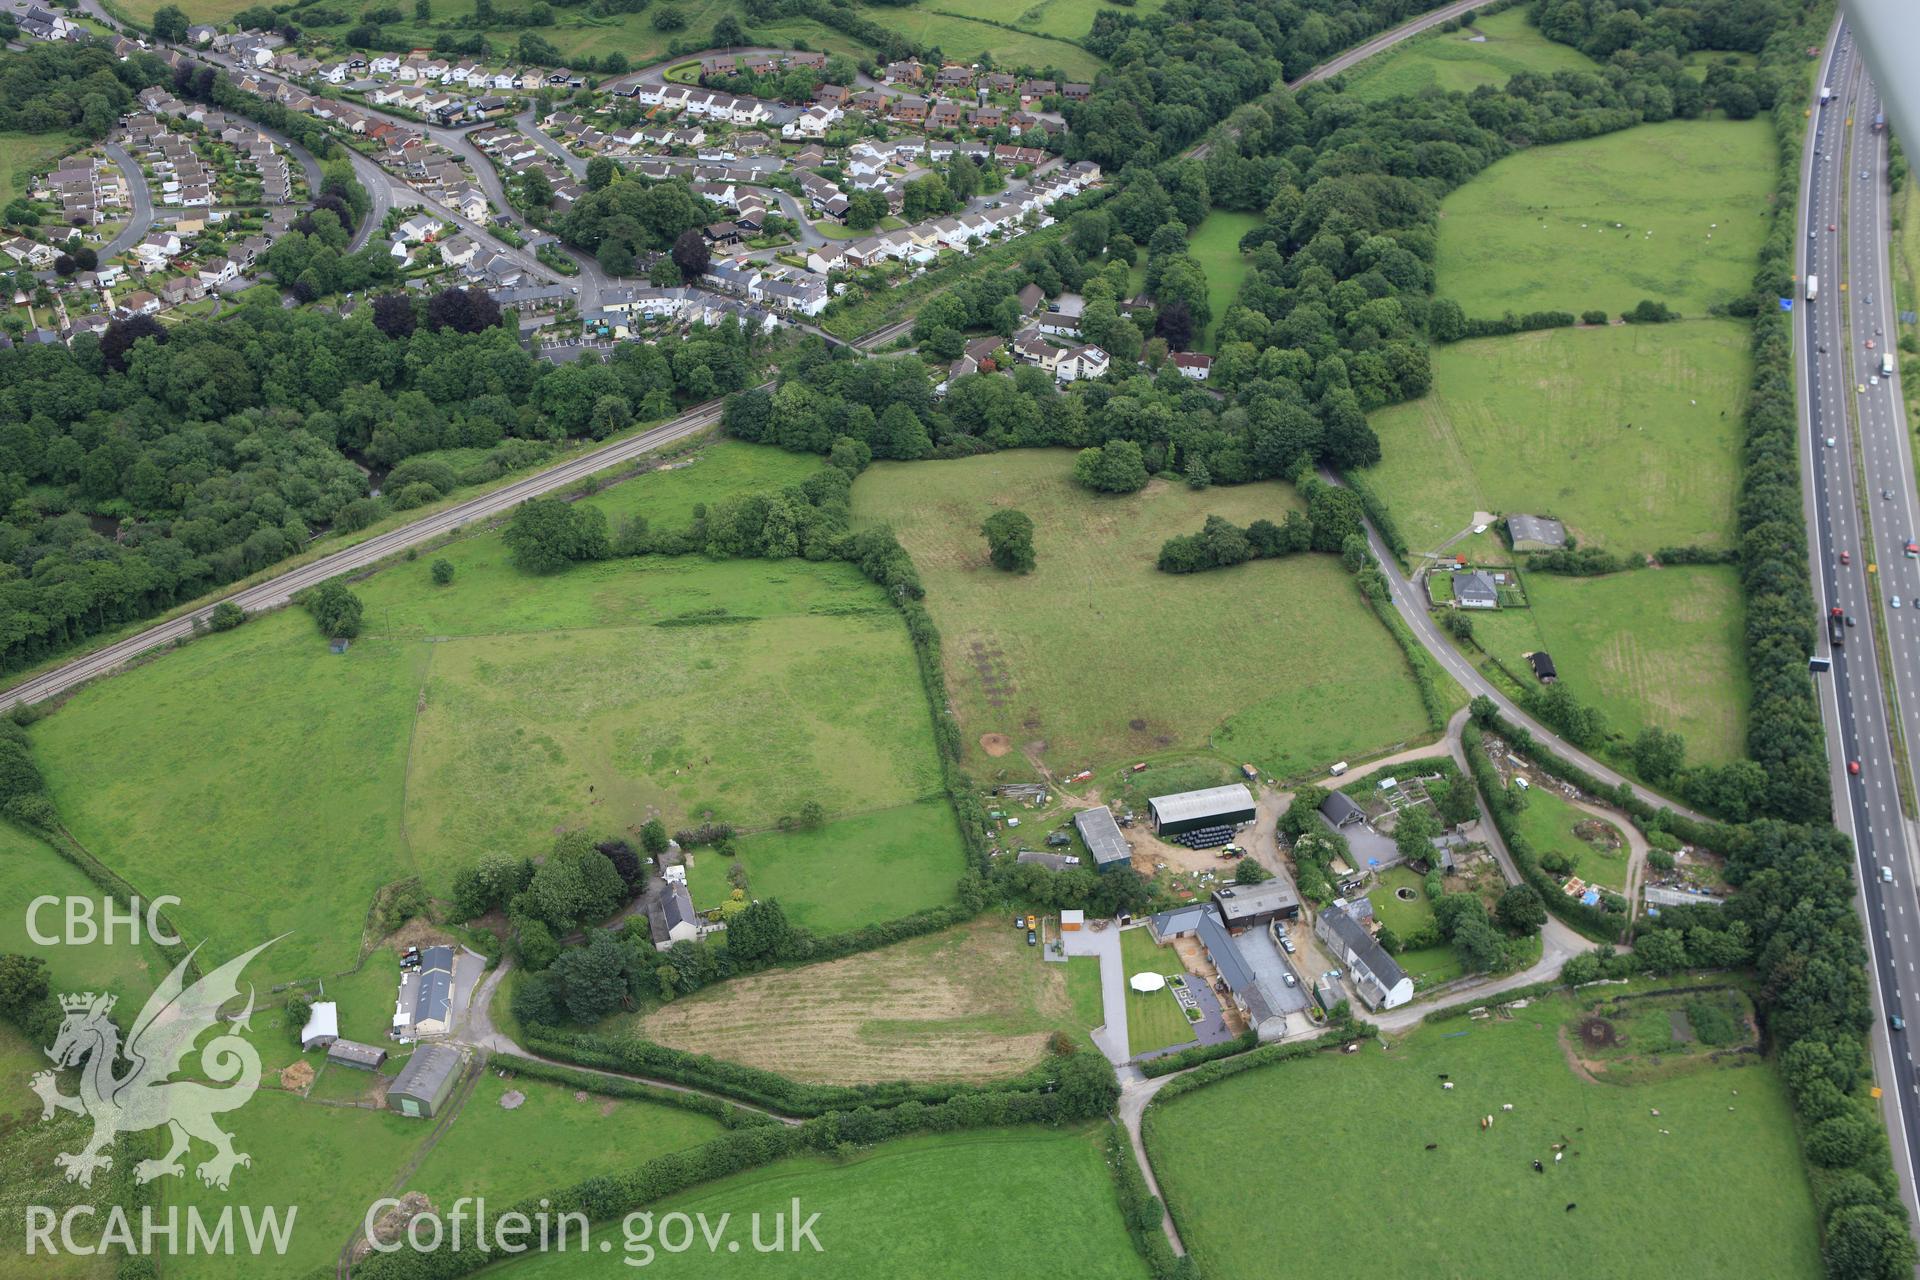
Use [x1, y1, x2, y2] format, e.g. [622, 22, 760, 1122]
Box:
[31, 445, 961, 980]
[1463, 564, 1751, 766]
[1435, 119, 1777, 319]
[1145, 986, 1821, 1280]
[1342, 8, 1600, 102]
[1362, 321, 1749, 556]
[852, 451, 1434, 778]
[489, 1126, 1148, 1279]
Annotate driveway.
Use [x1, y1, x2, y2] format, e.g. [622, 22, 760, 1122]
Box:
[1061, 920, 1129, 1064]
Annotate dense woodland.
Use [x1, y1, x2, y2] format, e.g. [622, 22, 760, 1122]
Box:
[0, 294, 765, 673]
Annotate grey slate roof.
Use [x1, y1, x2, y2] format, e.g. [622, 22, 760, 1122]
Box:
[1455, 570, 1499, 603]
[1147, 784, 1255, 828]
[1073, 806, 1131, 868]
[412, 945, 453, 1026]
[1212, 879, 1299, 926]
[1319, 791, 1366, 827]
[1320, 900, 1406, 996]
[1506, 514, 1566, 548]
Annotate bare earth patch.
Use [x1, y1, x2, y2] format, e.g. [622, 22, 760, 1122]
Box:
[279, 1060, 315, 1092]
[640, 920, 1073, 1083]
[980, 733, 1012, 757]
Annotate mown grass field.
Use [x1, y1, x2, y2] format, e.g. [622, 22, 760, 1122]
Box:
[1363, 321, 1750, 555]
[587, 440, 822, 531]
[852, 452, 1432, 777]
[1342, 8, 1599, 102]
[406, 1069, 726, 1209]
[1187, 211, 1261, 352]
[0, 131, 80, 198]
[1464, 565, 1751, 765]
[164, 1089, 433, 1280]
[491, 1126, 1147, 1279]
[1144, 986, 1821, 1280]
[1436, 119, 1776, 318]
[638, 919, 1094, 1083]
[685, 800, 967, 935]
[31, 443, 958, 982]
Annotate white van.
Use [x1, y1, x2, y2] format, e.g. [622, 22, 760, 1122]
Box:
[1514, 776, 1531, 791]
[1329, 761, 1349, 777]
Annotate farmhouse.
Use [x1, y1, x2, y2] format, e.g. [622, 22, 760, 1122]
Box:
[649, 879, 700, 950]
[393, 945, 454, 1039]
[1212, 880, 1300, 930]
[1528, 651, 1559, 684]
[1147, 784, 1256, 837]
[385, 1044, 464, 1119]
[1319, 791, 1365, 828]
[299, 1001, 339, 1051]
[1506, 514, 1567, 551]
[327, 1040, 389, 1071]
[1453, 570, 1500, 610]
[1072, 805, 1133, 873]
[1314, 899, 1412, 1010]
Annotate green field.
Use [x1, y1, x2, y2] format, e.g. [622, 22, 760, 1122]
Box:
[0, 822, 166, 1003]
[491, 1126, 1148, 1278]
[1342, 8, 1600, 102]
[639, 919, 1095, 1083]
[406, 1070, 726, 1209]
[31, 444, 958, 982]
[943, 0, 1168, 42]
[1435, 119, 1776, 318]
[0, 1025, 118, 1279]
[1508, 782, 1629, 892]
[684, 799, 967, 934]
[1463, 565, 1750, 765]
[164, 1089, 434, 1280]
[851, 6, 1104, 78]
[1145, 986, 1821, 1280]
[33, 613, 429, 982]
[1363, 321, 1750, 554]
[0, 131, 80, 199]
[852, 452, 1432, 776]
[1187, 211, 1260, 352]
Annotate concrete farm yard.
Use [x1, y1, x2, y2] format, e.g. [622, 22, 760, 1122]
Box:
[851, 450, 1434, 778]
[1144, 986, 1822, 1280]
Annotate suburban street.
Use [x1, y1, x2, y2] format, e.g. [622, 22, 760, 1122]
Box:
[98, 142, 151, 261]
[1794, 20, 1920, 1228]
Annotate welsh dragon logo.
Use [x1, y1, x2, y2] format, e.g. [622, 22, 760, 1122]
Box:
[30, 938, 279, 1190]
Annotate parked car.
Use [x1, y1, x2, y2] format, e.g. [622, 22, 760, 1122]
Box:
[1026, 929, 1037, 946]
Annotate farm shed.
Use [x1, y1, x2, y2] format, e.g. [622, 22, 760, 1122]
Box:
[1506, 514, 1567, 551]
[1319, 791, 1366, 829]
[327, 1040, 389, 1071]
[1453, 570, 1500, 610]
[299, 1001, 339, 1051]
[1212, 880, 1300, 930]
[1314, 899, 1412, 1011]
[1073, 806, 1133, 872]
[1527, 651, 1558, 683]
[385, 1044, 464, 1119]
[1148, 904, 1209, 943]
[1147, 784, 1256, 837]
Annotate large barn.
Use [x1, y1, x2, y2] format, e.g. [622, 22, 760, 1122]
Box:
[1072, 806, 1133, 873]
[1147, 783, 1256, 837]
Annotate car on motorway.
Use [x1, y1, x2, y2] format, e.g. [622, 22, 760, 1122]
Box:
[1897, 1014, 1909, 1032]
[1871, 375, 1880, 386]
[1884, 866, 1895, 883]
[1884, 489, 1894, 500]
[1827, 436, 1837, 447]
[1841, 550, 1852, 564]
[1829, 223, 1836, 230]
[1894, 596, 1902, 609]
[1850, 760, 1862, 775]
[1866, 339, 1876, 350]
